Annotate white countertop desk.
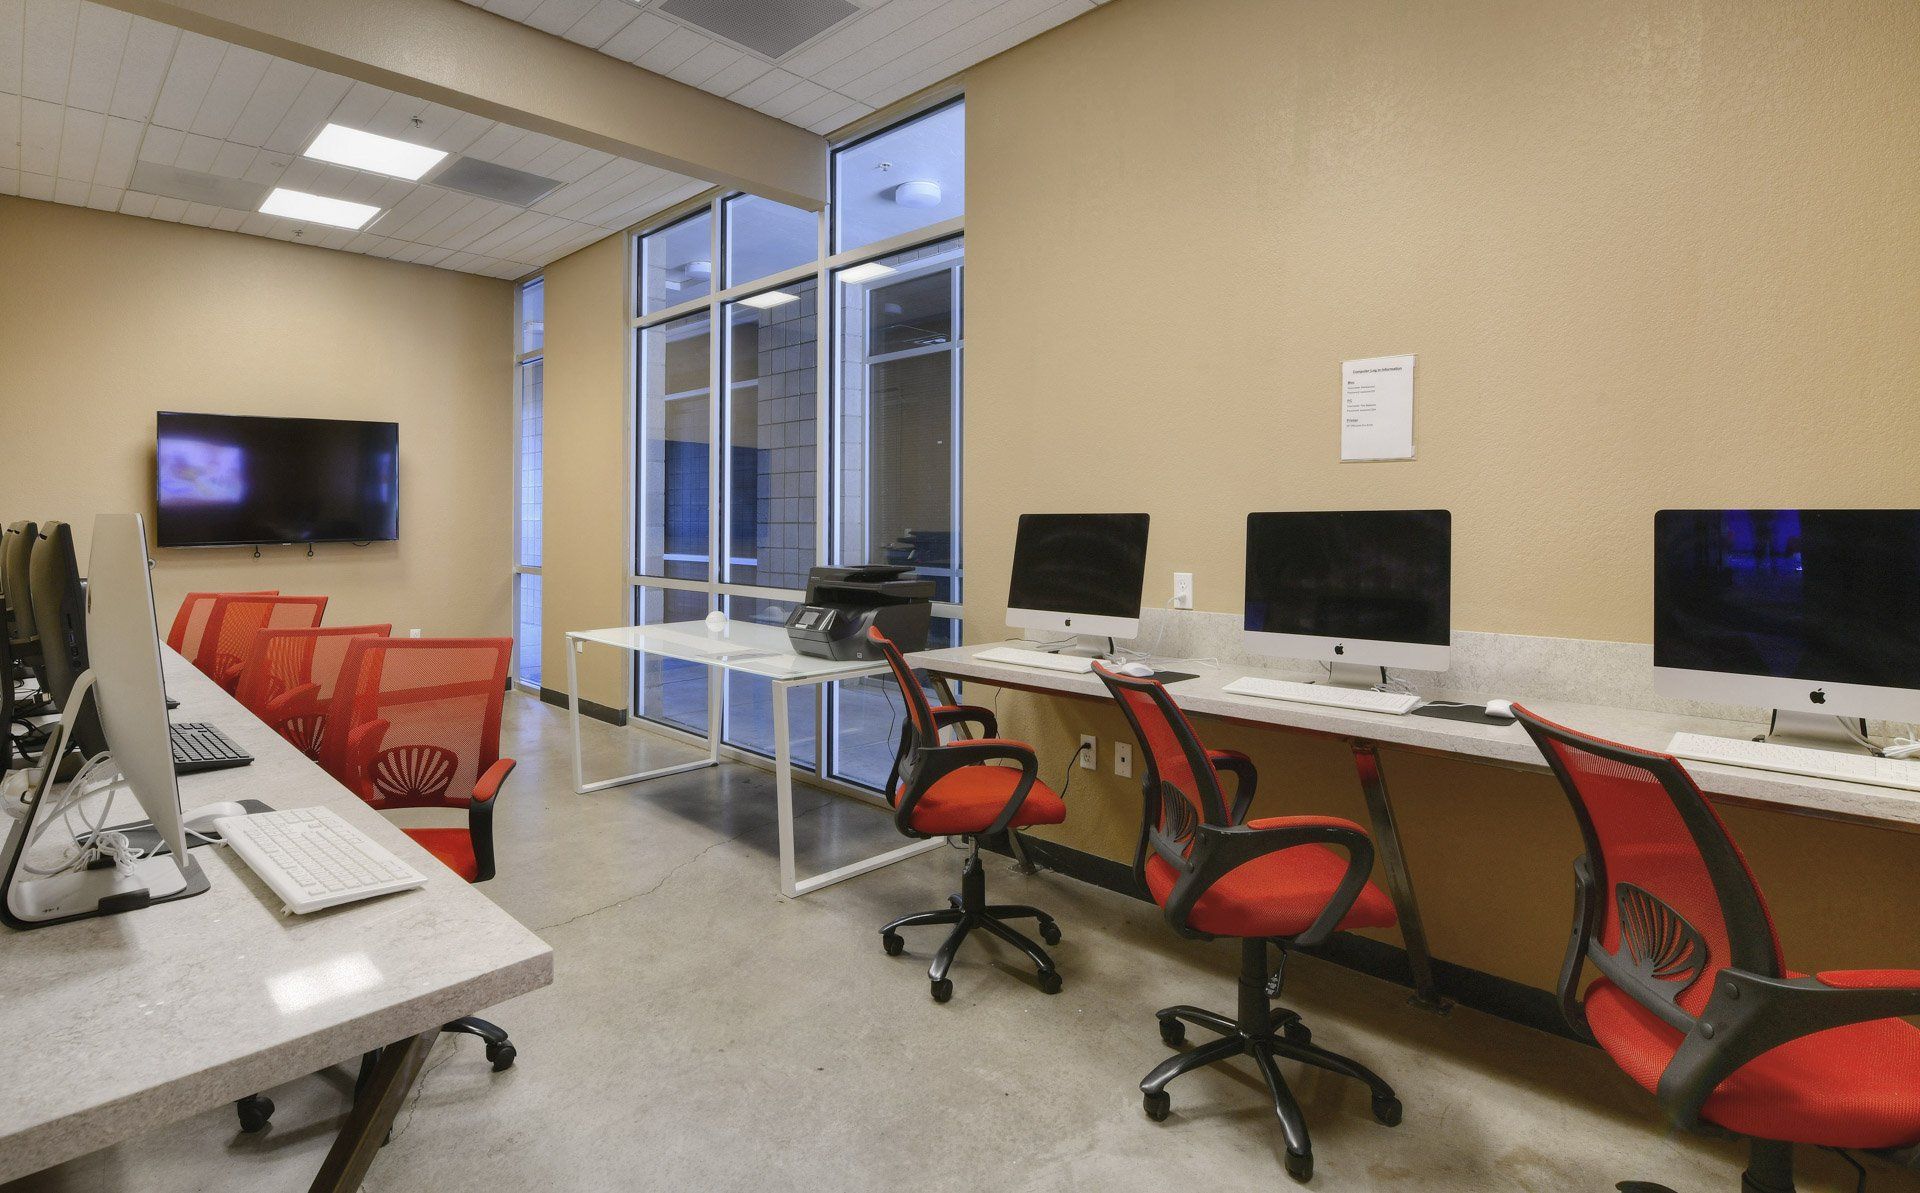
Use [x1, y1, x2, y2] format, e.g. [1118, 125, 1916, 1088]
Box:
[0, 650, 554, 1192]
[565, 619, 946, 898]
[909, 646, 1920, 1009]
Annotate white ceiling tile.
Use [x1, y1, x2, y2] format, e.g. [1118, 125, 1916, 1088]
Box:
[92, 113, 141, 186]
[328, 80, 391, 130]
[226, 57, 312, 146]
[843, 0, 1046, 103]
[699, 55, 770, 99]
[242, 151, 286, 185]
[65, 2, 131, 114]
[21, 0, 80, 104]
[440, 204, 518, 251]
[806, 101, 871, 135]
[439, 250, 480, 272]
[549, 145, 614, 183]
[633, 25, 706, 75]
[758, 79, 829, 121]
[107, 17, 179, 121]
[0, 95, 18, 170]
[363, 89, 432, 138]
[727, 68, 802, 108]
[0, 0, 24, 96]
[432, 110, 495, 156]
[19, 171, 57, 201]
[599, 10, 677, 61]
[180, 200, 217, 226]
[135, 123, 183, 164]
[524, 0, 595, 36]
[388, 189, 468, 240]
[562, 0, 637, 49]
[172, 131, 220, 173]
[208, 207, 244, 230]
[413, 195, 500, 244]
[460, 123, 526, 162]
[785, 90, 855, 130]
[18, 98, 64, 176]
[148, 32, 225, 130]
[777, 0, 947, 78]
[814, 1, 987, 92]
[0, 168, 19, 196]
[261, 70, 351, 153]
[485, 0, 542, 19]
[84, 183, 119, 209]
[494, 129, 561, 170]
[54, 106, 103, 181]
[522, 139, 586, 178]
[117, 189, 154, 216]
[53, 175, 88, 204]
[665, 42, 740, 88]
[208, 138, 255, 179]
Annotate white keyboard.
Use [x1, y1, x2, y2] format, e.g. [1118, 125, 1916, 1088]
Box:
[1222, 676, 1422, 715]
[1666, 733, 1920, 792]
[216, 806, 427, 914]
[974, 647, 1097, 674]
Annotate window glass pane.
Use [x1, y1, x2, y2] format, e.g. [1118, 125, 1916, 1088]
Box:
[634, 585, 711, 735]
[834, 239, 963, 602]
[723, 280, 817, 589]
[517, 357, 542, 567]
[721, 595, 817, 766]
[516, 573, 543, 687]
[725, 194, 817, 287]
[834, 100, 964, 253]
[828, 617, 959, 790]
[640, 210, 713, 313]
[638, 312, 711, 581]
[518, 278, 544, 353]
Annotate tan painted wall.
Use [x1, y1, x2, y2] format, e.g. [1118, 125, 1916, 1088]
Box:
[0, 197, 513, 641]
[960, 0, 1920, 986]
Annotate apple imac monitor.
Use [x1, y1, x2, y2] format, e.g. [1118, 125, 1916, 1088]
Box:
[1243, 510, 1452, 682]
[1006, 513, 1151, 643]
[27, 521, 105, 757]
[1653, 509, 1920, 745]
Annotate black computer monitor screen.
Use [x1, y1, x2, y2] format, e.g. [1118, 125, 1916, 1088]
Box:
[155, 412, 399, 546]
[1007, 514, 1151, 620]
[1654, 510, 1920, 689]
[1244, 511, 1451, 645]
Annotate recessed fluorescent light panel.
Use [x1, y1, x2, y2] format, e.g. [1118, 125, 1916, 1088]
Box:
[303, 123, 448, 181]
[837, 262, 897, 284]
[259, 188, 381, 231]
[740, 290, 800, 309]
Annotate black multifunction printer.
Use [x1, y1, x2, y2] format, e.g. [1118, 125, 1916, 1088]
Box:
[785, 565, 934, 660]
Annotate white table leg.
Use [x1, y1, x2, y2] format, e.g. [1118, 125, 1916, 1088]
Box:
[570, 638, 718, 795]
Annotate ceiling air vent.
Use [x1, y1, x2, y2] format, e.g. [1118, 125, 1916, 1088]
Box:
[431, 157, 564, 208]
[128, 162, 268, 211]
[656, 0, 861, 61]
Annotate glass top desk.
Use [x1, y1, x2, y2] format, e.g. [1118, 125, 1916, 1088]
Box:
[564, 619, 945, 898]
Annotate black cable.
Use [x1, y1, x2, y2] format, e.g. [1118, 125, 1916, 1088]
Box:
[1056, 742, 1091, 799]
[1823, 1148, 1867, 1193]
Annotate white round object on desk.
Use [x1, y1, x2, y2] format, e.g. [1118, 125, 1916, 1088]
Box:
[705, 610, 728, 632]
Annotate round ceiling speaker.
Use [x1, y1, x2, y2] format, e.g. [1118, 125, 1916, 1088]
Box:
[893, 180, 942, 208]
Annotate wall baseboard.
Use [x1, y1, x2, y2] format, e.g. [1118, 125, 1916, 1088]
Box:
[539, 686, 625, 726]
[988, 832, 1580, 1044]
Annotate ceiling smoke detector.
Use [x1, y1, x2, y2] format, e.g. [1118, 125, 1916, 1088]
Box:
[892, 180, 942, 208]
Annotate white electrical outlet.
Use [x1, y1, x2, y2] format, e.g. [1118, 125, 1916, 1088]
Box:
[1113, 741, 1133, 779]
[1079, 733, 1097, 770]
[1172, 572, 1193, 610]
[407, 628, 422, 638]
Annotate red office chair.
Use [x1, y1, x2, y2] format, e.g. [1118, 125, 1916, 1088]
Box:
[1095, 663, 1402, 1184]
[233, 624, 393, 758]
[1515, 708, 1920, 1193]
[233, 636, 518, 1136]
[870, 628, 1068, 1001]
[193, 593, 325, 692]
[166, 589, 276, 659]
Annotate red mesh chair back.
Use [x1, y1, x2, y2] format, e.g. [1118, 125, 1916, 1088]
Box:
[1094, 665, 1233, 889]
[194, 594, 326, 690]
[1516, 708, 1784, 1027]
[168, 590, 276, 657]
[869, 626, 940, 756]
[234, 624, 393, 758]
[320, 637, 511, 813]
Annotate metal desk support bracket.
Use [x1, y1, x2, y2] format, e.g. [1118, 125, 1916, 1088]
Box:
[1350, 741, 1451, 1013]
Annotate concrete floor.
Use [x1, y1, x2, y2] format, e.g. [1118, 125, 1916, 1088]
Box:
[7, 693, 1907, 1193]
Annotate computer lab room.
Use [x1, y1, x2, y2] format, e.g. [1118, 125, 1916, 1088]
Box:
[2, 1, 1918, 1191]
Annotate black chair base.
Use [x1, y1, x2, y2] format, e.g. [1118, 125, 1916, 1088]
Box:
[1617, 1139, 1807, 1193]
[1142, 938, 1399, 1184]
[880, 842, 1062, 1002]
[233, 1018, 516, 1133]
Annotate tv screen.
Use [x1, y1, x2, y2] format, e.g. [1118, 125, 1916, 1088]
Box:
[155, 412, 399, 547]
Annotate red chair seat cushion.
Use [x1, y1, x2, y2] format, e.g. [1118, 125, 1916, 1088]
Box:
[1143, 816, 1398, 939]
[404, 827, 479, 884]
[898, 765, 1066, 836]
[1584, 978, 1920, 1151]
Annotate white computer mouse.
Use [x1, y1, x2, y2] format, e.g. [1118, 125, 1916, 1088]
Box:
[1485, 699, 1516, 720]
[182, 801, 251, 833]
[1111, 661, 1157, 678]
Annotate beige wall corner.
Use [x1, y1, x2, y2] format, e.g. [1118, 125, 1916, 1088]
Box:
[0, 196, 512, 642]
[96, 0, 827, 209]
[536, 231, 632, 709]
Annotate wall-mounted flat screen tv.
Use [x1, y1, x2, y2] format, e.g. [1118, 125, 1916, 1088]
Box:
[155, 412, 399, 547]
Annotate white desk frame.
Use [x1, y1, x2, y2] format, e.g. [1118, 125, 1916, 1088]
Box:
[565, 620, 946, 898]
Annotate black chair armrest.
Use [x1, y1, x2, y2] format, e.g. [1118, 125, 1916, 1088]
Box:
[1167, 818, 1375, 947]
[466, 758, 514, 884]
[1206, 748, 1258, 824]
[931, 703, 998, 739]
[1655, 968, 1920, 1130]
[897, 739, 1040, 838]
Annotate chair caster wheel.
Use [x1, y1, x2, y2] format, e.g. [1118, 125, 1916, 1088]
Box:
[486, 1041, 517, 1072]
[1039, 919, 1061, 945]
[1038, 969, 1062, 995]
[931, 978, 953, 1003]
[1282, 1020, 1312, 1046]
[1159, 1017, 1186, 1047]
[881, 931, 904, 956]
[1143, 1091, 1170, 1122]
[1616, 1185, 1681, 1193]
[1372, 1095, 1402, 1126]
[948, 894, 963, 909]
[235, 1094, 274, 1134]
[1285, 1149, 1313, 1183]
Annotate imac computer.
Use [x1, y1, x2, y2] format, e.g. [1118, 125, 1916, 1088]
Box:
[1, 513, 205, 928]
[1654, 509, 1920, 749]
[1006, 513, 1151, 648]
[27, 521, 105, 757]
[1244, 510, 1452, 687]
